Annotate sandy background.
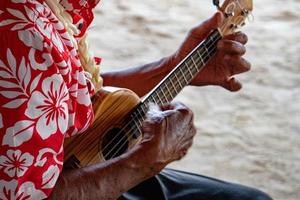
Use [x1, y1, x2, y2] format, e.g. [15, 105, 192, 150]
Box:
[88, 0, 300, 199]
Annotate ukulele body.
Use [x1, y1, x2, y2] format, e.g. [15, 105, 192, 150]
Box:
[64, 87, 142, 169]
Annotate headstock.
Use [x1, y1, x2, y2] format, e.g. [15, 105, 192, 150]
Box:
[216, 0, 253, 36]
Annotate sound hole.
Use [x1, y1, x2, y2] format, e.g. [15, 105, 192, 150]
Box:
[101, 128, 129, 160]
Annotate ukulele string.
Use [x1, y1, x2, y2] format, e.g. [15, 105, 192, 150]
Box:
[105, 6, 250, 161]
[101, 33, 221, 161]
[109, 51, 219, 159]
[101, 35, 221, 161]
[99, 1, 240, 161]
[100, 30, 221, 159]
[104, 33, 221, 160]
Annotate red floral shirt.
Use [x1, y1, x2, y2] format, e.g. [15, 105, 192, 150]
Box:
[0, 0, 99, 199]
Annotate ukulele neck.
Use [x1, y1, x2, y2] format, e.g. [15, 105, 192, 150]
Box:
[127, 30, 222, 133]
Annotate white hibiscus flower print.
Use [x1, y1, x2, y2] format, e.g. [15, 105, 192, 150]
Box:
[69, 69, 92, 107]
[25, 74, 69, 140]
[0, 2, 65, 53]
[0, 149, 34, 178]
[34, 2, 65, 52]
[0, 180, 46, 200]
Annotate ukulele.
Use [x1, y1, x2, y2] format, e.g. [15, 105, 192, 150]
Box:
[64, 0, 253, 169]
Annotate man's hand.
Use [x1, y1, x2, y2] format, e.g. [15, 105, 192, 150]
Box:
[139, 102, 197, 173]
[169, 12, 251, 92]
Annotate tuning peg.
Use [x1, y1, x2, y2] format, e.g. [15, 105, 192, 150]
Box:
[241, 9, 249, 16]
[225, 12, 235, 18]
[213, 0, 221, 9]
[230, 24, 239, 30]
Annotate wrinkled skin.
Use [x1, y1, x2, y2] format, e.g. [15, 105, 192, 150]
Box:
[50, 12, 251, 200]
[170, 12, 251, 91]
[140, 103, 197, 172]
[104, 12, 251, 96]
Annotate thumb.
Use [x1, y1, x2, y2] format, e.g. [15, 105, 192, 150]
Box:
[191, 12, 223, 40]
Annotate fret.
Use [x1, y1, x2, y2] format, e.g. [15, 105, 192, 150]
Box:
[140, 103, 148, 114]
[169, 77, 178, 94]
[196, 50, 204, 65]
[165, 82, 174, 100]
[212, 30, 221, 41]
[204, 45, 209, 56]
[137, 118, 143, 128]
[131, 112, 139, 122]
[172, 76, 182, 92]
[190, 56, 198, 71]
[205, 39, 213, 49]
[207, 34, 215, 47]
[207, 31, 219, 47]
[149, 95, 157, 104]
[187, 61, 195, 76]
[160, 87, 169, 102]
[136, 108, 145, 121]
[142, 30, 222, 110]
[179, 67, 188, 84]
[202, 46, 211, 63]
[133, 120, 142, 133]
[184, 62, 193, 80]
[174, 72, 183, 89]
[210, 35, 217, 43]
[155, 90, 164, 104]
[191, 55, 200, 71]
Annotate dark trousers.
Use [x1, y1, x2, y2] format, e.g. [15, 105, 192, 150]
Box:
[119, 168, 273, 200]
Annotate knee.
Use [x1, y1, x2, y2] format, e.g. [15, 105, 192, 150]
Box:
[243, 187, 273, 200]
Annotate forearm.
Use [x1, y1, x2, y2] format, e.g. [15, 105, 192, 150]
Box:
[102, 57, 173, 97]
[49, 146, 161, 200]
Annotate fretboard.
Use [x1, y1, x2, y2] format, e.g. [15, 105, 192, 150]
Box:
[127, 30, 222, 137]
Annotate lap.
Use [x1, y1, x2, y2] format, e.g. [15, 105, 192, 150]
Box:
[119, 168, 273, 200]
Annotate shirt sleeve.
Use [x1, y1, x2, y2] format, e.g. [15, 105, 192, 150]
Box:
[0, 1, 94, 199]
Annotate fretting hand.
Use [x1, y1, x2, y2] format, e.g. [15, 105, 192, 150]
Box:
[168, 12, 251, 92]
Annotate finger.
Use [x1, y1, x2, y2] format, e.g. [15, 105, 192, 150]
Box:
[160, 102, 188, 113]
[187, 124, 197, 139]
[141, 120, 156, 141]
[175, 141, 193, 160]
[190, 12, 224, 40]
[160, 102, 194, 123]
[176, 120, 197, 145]
[227, 56, 251, 75]
[223, 32, 248, 45]
[176, 106, 194, 123]
[180, 126, 197, 143]
[147, 103, 161, 112]
[175, 150, 188, 161]
[217, 40, 246, 55]
[181, 140, 194, 150]
[190, 124, 197, 137]
[159, 103, 176, 111]
[221, 77, 242, 92]
[146, 103, 171, 125]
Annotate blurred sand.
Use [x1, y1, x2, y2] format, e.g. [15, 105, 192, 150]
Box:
[89, 0, 300, 199]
